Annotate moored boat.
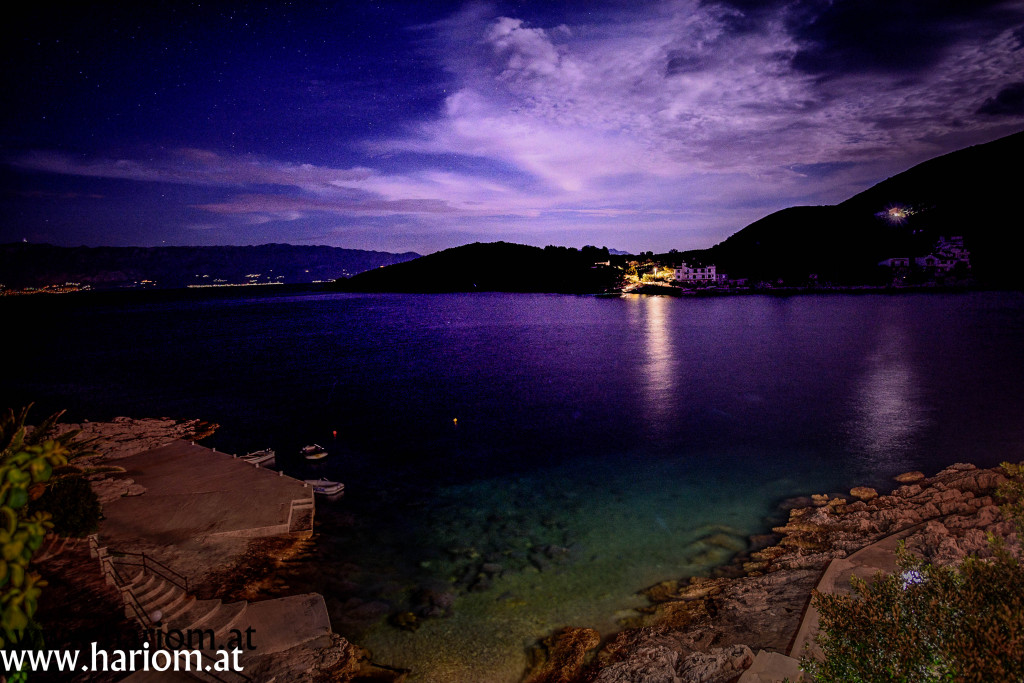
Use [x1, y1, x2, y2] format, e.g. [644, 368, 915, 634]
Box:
[240, 448, 276, 466]
[304, 478, 344, 496]
[301, 443, 328, 460]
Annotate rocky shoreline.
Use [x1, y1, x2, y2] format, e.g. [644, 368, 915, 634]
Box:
[37, 417, 1022, 682]
[525, 462, 1021, 683]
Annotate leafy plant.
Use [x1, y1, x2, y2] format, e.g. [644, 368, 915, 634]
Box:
[0, 406, 95, 651]
[804, 461, 1024, 682]
[805, 543, 1024, 682]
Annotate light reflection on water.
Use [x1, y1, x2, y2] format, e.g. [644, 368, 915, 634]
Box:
[629, 294, 675, 435]
[847, 320, 929, 472]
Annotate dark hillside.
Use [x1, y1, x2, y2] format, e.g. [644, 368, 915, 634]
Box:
[687, 129, 1024, 285]
[335, 242, 618, 294]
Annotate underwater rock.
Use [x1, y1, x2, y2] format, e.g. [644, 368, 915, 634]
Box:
[389, 611, 419, 632]
[481, 562, 504, 577]
[699, 532, 748, 553]
[529, 552, 552, 572]
[411, 585, 455, 619]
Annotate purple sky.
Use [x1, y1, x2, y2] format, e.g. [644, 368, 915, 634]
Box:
[4, 1, 1024, 254]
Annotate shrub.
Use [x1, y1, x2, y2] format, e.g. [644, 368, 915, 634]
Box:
[28, 476, 101, 538]
[805, 543, 1024, 682]
[0, 404, 94, 655]
[804, 461, 1024, 682]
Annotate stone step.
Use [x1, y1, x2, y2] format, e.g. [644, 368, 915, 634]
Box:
[140, 580, 184, 612]
[162, 594, 198, 624]
[32, 534, 65, 563]
[166, 599, 223, 632]
[130, 571, 163, 597]
[194, 599, 247, 639]
[156, 586, 193, 618]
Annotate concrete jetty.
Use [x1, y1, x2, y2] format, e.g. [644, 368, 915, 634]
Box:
[89, 440, 355, 681]
[100, 440, 314, 547]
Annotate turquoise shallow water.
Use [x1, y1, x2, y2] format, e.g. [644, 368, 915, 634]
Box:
[4, 290, 1024, 680]
[304, 443, 860, 681]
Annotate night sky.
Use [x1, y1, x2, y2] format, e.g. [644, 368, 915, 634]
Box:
[4, 1, 1024, 254]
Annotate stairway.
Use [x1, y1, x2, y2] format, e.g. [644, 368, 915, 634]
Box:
[88, 535, 256, 682]
[31, 533, 84, 563]
[126, 566, 249, 641]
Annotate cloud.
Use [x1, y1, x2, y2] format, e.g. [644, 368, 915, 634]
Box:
[13, 149, 376, 192]
[978, 82, 1024, 116]
[9, 0, 1024, 253]
[709, 0, 1024, 79]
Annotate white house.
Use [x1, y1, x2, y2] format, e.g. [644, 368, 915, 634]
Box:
[674, 262, 717, 282]
[915, 236, 971, 272]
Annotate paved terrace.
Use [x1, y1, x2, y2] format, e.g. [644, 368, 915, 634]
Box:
[99, 440, 314, 553]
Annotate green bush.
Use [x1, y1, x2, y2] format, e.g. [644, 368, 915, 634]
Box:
[27, 476, 101, 538]
[0, 404, 94, 655]
[805, 543, 1024, 682]
[804, 461, 1024, 683]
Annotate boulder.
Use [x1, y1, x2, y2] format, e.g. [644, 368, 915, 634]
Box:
[849, 486, 878, 501]
[593, 644, 680, 683]
[894, 470, 926, 483]
[526, 627, 601, 683]
[678, 645, 755, 683]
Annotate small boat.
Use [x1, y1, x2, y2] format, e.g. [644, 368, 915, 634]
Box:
[240, 448, 275, 466]
[301, 443, 328, 460]
[304, 478, 344, 496]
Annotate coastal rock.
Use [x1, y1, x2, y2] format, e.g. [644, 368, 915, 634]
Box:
[52, 417, 219, 503]
[57, 416, 218, 462]
[594, 642, 752, 683]
[86, 475, 147, 504]
[582, 461, 1022, 681]
[849, 486, 878, 501]
[893, 484, 922, 498]
[244, 632, 409, 683]
[526, 627, 601, 683]
[678, 644, 755, 683]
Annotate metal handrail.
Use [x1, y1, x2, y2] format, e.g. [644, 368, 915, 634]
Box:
[108, 550, 190, 594]
[104, 558, 154, 634]
[104, 554, 252, 683]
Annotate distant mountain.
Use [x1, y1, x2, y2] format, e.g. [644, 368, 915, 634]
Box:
[334, 242, 619, 294]
[684, 129, 1024, 285]
[0, 243, 419, 290]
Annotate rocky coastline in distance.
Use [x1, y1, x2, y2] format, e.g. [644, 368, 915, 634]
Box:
[42, 417, 1022, 682]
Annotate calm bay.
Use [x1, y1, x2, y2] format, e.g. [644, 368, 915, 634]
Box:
[6, 290, 1024, 680]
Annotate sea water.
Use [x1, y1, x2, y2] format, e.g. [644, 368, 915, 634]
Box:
[5, 290, 1024, 680]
